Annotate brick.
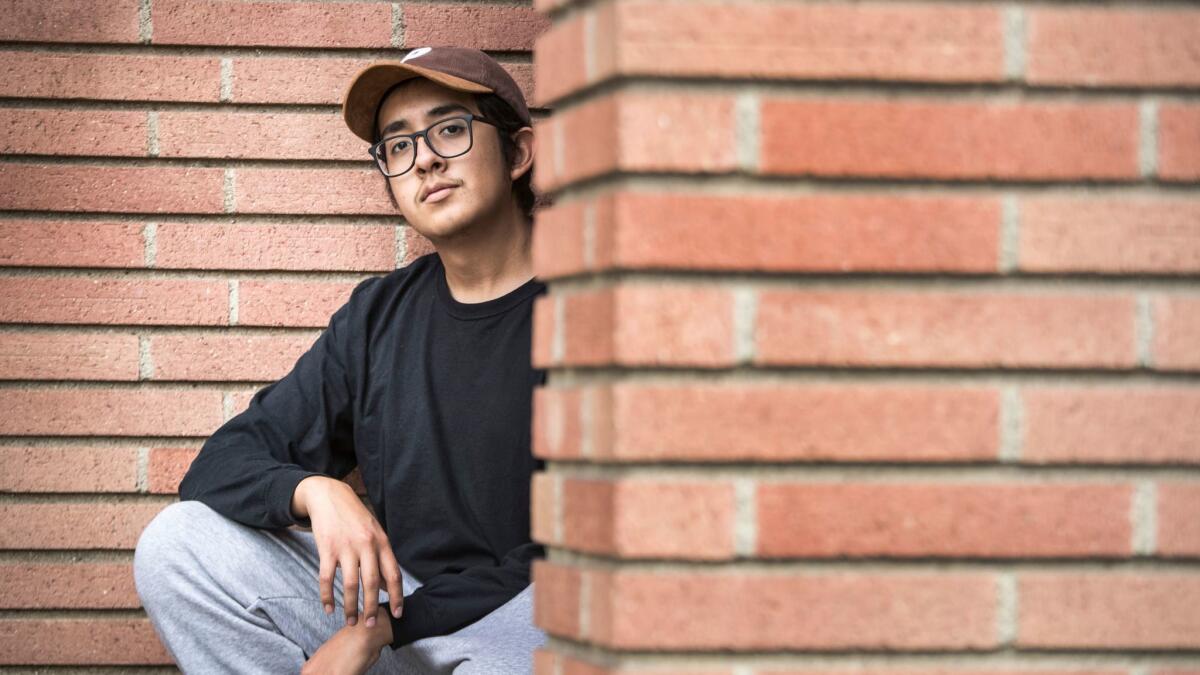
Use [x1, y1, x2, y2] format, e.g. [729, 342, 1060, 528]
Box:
[537, 561, 996, 650]
[531, 12, 586, 107]
[1153, 295, 1200, 372]
[534, 91, 737, 193]
[759, 482, 1131, 558]
[757, 290, 1136, 368]
[0, 165, 225, 213]
[531, 558, 581, 638]
[0, 220, 144, 268]
[534, 191, 1001, 279]
[557, 477, 735, 558]
[403, 4, 550, 51]
[533, 284, 736, 367]
[0, 562, 139, 609]
[147, 445, 200, 494]
[538, 0, 1003, 106]
[0, 51, 221, 102]
[534, 382, 999, 463]
[1158, 482, 1200, 557]
[0, 330, 139, 380]
[531, 471, 556, 545]
[1027, 7, 1200, 87]
[231, 57, 534, 109]
[1022, 386, 1200, 464]
[0, 277, 228, 326]
[0, 502, 164, 549]
[153, 0, 391, 48]
[154, 222, 394, 271]
[234, 167, 393, 215]
[760, 99, 1139, 181]
[149, 331, 320, 381]
[0, 386, 223, 436]
[1159, 103, 1200, 181]
[1020, 196, 1200, 274]
[236, 280, 361, 327]
[532, 386, 583, 459]
[228, 385, 260, 416]
[157, 110, 361, 160]
[0, 618, 169, 665]
[0, 108, 146, 157]
[1, 0, 141, 44]
[0, 446, 138, 492]
[1019, 573, 1200, 648]
[403, 228, 436, 264]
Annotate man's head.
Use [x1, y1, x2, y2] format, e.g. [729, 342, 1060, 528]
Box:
[341, 47, 539, 243]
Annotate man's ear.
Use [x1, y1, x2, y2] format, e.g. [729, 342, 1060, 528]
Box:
[509, 126, 534, 183]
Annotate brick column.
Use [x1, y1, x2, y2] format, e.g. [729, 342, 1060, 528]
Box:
[529, 0, 1200, 672]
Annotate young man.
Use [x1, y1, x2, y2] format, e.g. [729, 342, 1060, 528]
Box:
[133, 47, 549, 674]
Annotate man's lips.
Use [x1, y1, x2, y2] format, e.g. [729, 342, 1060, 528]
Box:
[421, 182, 458, 202]
[424, 185, 456, 203]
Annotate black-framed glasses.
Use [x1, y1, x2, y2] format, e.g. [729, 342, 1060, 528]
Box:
[368, 113, 498, 177]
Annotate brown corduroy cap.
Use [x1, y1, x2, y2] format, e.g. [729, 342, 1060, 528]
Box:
[341, 46, 531, 145]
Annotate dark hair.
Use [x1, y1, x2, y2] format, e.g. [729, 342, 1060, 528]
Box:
[373, 81, 549, 225]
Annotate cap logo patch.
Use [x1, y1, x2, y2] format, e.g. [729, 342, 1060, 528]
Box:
[401, 47, 432, 63]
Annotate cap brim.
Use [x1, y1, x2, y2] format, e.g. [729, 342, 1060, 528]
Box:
[341, 62, 494, 144]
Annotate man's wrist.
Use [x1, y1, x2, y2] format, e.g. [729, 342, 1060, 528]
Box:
[369, 605, 394, 650]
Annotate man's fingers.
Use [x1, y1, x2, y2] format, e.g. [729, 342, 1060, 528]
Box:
[379, 546, 404, 619]
[359, 552, 380, 627]
[318, 551, 336, 616]
[342, 556, 360, 626]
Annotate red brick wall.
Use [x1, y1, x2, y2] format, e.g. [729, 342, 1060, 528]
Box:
[529, 0, 1200, 673]
[0, 0, 544, 669]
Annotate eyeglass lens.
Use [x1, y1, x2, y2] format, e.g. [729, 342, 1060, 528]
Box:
[376, 118, 472, 177]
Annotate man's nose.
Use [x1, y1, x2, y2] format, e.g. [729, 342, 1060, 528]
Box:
[413, 134, 443, 173]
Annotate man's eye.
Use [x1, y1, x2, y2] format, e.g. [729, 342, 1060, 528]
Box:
[439, 123, 464, 136]
[389, 140, 410, 154]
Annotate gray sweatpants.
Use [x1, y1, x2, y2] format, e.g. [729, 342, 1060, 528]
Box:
[133, 500, 546, 674]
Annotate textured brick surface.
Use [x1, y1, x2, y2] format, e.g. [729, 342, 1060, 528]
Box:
[154, 222, 394, 271]
[0, 330, 139, 380]
[0, 220, 145, 268]
[0, 562, 140, 609]
[0, 277, 228, 325]
[0, 446, 139, 493]
[1, 0, 142, 44]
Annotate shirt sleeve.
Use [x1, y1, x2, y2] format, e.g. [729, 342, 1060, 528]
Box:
[380, 541, 545, 648]
[177, 276, 377, 530]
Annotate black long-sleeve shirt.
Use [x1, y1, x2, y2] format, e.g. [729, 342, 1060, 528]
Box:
[177, 251, 547, 649]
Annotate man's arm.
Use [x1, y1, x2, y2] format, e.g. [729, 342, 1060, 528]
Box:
[177, 276, 379, 530]
[379, 541, 544, 648]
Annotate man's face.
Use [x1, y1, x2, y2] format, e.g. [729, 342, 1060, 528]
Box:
[374, 78, 509, 241]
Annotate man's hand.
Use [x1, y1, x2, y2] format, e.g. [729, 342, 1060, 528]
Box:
[301, 606, 393, 675]
[293, 476, 405, 628]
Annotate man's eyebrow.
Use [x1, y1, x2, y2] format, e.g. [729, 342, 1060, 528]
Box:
[379, 103, 474, 138]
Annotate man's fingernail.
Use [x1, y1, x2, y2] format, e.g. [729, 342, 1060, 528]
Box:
[348, 616, 357, 626]
[367, 616, 375, 627]
[324, 604, 332, 615]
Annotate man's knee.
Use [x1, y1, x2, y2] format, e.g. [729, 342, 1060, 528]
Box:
[133, 500, 222, 602]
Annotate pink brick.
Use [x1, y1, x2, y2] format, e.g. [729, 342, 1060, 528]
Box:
[1027, 7, 1200, 87]
[149, 331, 320, 381]
[0, 220, 144, 268]
[761, 99, 1139, 181]
[154, 222, 394, 271]
[1021, 196, 1200, 274]
[0, 108, 146, 157]
[1158, 482, 1200, 557]
[1, 0, 141, 44]
[0, 330, 139, 380]
[1154, 295, 1200, 372]
[0, 51, 221, 102]
[1160, 103, 1200, 181]
[234, 168, 393, 215]
[0, 446, 138, 492]
[1023, 387, 1200, 464]
[0, 562, 139, 609]
[0, 165, 225, 213]
[153, 0, 392, 48]
[237, 280, 361, 327]
[0, 386, 224, 436]
[758, 290, 1135, 369]
[0, 502, 164, 549]
[0, 277, 228, 325]
[403, 4, 550, 51]
[0, 618, 169, 665]
[759, 482, 1131, 558]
